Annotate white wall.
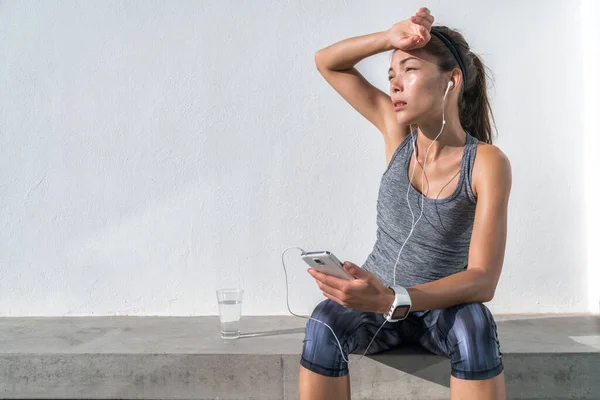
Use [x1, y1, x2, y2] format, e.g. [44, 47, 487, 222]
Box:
[582, 0, 600, 314]
[1, 0, 597, 316]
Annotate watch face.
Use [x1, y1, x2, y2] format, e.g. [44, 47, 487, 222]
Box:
[392, 305, 410, 319]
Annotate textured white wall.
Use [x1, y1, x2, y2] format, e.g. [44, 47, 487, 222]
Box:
[0, 0, 596, 316]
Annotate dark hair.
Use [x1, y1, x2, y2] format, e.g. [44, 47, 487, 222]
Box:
[393, 26, 497, 144]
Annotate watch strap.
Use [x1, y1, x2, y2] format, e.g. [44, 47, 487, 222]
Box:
[383, 285, 412, 322]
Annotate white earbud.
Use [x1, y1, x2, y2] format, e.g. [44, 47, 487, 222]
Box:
[442, 81, 453, 125]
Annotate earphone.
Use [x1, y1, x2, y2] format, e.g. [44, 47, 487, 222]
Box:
[281, 78, 454, 363]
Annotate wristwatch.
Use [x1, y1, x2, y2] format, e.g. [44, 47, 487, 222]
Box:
[383, 285, 412, 322]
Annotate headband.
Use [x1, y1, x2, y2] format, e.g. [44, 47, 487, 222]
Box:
[429, 26, 468, 87]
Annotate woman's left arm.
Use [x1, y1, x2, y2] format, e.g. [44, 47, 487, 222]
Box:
[405, 144, 512, 311]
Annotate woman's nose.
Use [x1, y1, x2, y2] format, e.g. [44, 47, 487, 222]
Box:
[390, 77, 403, 91]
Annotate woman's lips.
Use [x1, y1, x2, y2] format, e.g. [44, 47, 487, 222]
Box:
[394, 102, 407, 111]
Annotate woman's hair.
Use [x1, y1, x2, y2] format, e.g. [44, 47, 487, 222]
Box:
[392, 25, 497, 144]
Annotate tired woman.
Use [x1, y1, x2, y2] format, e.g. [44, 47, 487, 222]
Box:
[301, 7, 511, 400]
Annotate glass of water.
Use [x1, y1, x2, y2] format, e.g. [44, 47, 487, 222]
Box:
[216, 288, 244, 339]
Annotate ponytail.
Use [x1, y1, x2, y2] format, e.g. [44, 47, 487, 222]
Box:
[459, 52, 496, 144]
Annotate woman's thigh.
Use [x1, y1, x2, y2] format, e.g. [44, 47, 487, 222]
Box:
[301, 299, 415, 377]
[416, 302, 504, 380]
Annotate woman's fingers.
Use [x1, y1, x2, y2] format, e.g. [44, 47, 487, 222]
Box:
[417, 7, 432, 18]
[412, 14, 434, 28]
[323, 291, 346, 308]
[316, 279, 346, 301]
[421, 27, 431, 43]
[422, 15, 434, 27]
[410, 16, 433, 34]
[415, 8, 434, 26]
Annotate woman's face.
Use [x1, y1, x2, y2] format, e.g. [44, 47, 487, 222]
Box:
[388, 48, 447, 126]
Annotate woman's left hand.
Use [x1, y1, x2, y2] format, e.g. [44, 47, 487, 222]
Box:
[308, 261, 393, 313]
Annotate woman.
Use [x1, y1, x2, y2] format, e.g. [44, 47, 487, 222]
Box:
[302, 7, 512, 400]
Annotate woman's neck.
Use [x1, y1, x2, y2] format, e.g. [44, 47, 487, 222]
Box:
[412, 118, 466, 161]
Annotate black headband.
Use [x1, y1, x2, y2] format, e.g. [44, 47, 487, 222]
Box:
[429, 27, 468, 87]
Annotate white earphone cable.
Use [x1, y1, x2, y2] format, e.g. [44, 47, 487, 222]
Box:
[393, 81, 452, 286]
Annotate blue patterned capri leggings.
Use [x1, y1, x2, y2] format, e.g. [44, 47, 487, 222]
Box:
[300, 299, 504, 380]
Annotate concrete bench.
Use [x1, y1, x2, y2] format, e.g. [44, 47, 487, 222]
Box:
[0, 314, 599, 399]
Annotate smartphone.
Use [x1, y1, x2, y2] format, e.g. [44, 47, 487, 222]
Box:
[301, 251, 353, 280]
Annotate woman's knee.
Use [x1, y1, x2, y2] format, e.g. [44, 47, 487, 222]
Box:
[304, 299, 350, 344]
[444, 302, 504, 380]
[301, 299, 356, 377]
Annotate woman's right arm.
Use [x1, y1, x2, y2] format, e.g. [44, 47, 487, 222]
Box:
[314, 31, 400, 138]
[314, 8, 434, 150]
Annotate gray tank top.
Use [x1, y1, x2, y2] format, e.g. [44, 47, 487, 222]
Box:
[361, 129, 480, 288]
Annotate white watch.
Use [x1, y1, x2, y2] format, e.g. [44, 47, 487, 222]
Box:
[383, 285, 412, 322]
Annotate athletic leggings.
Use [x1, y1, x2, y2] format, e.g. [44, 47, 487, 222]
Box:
[300, 299, 504, 380]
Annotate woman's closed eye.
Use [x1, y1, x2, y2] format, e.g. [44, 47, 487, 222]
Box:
[388, 69, 417, 81]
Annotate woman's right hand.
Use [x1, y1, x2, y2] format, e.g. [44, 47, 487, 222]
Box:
[387, 7, 435, 51]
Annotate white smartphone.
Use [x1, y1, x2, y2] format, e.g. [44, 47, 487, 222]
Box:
[301, 250, 354, 280]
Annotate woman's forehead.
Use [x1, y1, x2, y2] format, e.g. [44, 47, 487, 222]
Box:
[390, 48, 436, 69]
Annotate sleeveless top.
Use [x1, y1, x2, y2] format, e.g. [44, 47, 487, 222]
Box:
[361, 129, 480, 288]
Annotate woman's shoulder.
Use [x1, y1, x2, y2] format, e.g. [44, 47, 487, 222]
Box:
[472, 142, 512, 199]
[474, 142, 510, 165]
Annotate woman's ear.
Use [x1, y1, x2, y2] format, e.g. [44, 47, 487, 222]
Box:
[450, 69, 462, 89]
